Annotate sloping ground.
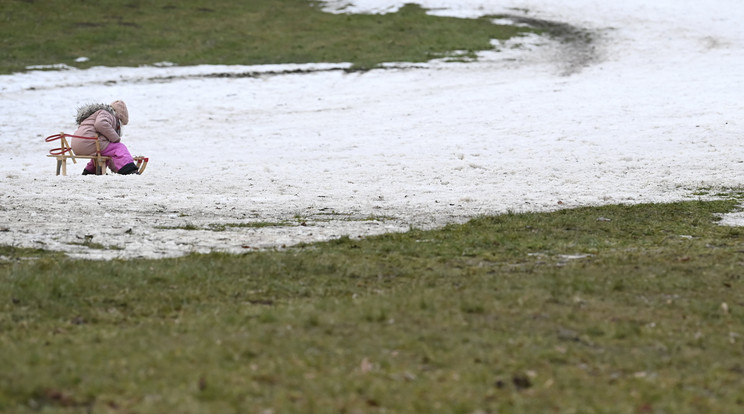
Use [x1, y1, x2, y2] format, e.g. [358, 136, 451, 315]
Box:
[1, 0, 743, 259]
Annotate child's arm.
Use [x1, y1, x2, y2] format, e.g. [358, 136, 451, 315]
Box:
[93, 111, 121, 143]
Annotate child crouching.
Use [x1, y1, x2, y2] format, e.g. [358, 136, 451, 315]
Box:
[72, 100, 139, 175]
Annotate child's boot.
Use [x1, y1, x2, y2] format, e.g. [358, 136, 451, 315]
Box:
[117, 162, 140, 175]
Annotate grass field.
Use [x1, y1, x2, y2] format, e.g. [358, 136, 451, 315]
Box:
[3, 0, 744, 412]
[3, 200, 744, 413]
[0, 0, 532, 74]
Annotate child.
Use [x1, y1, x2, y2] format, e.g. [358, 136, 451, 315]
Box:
[72, 100, 139, 175]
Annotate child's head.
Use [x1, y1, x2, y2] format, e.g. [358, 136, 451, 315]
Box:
[111, 100, 129, 125]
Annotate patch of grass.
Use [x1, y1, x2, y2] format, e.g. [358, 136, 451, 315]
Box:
[2, 200, 744, 413]
[294, 211, 395, 224]
[0, 245, 64, 262]
[0, 0, 535, 74]
[715, 189, 744, 201]
[154, 224, 203, 231]
[156, 216, 389, 232]
[692, 186, 744, 202]
[216, 222, 294, 230]
[358, 214, 396, 222]
[67, 236, 123, 251]
[156, 222, 294, 232]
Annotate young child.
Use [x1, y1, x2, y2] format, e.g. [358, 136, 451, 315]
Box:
[72, 100, 139, 175]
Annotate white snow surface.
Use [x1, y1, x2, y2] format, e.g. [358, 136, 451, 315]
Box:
[2, 0, 743, 259]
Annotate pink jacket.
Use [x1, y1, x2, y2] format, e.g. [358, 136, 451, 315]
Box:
[71, 109, 121, 155]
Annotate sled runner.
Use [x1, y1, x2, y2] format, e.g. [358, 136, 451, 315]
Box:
[133, 155, 149, 174]
[45, 133, 148, 175]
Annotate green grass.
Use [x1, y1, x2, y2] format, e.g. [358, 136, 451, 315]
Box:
[3, 200, 744, 413]
[0, 246, 64, 262]
[0, 0, 533, 74]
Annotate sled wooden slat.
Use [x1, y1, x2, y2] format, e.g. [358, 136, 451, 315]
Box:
[45, 132, 111, 176]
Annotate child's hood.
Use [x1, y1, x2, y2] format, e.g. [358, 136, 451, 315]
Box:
[75, 103, 115, 125]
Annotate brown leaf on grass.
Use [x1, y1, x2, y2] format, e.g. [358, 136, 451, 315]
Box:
[360, 357, 373, 373]
[637, 403, 654, 413]
[42, 388, 77, 407]
[512, 374, 532, 390]
[247, 299, 275, 306]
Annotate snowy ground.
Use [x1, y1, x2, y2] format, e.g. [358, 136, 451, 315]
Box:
[1, 0, 743, 260]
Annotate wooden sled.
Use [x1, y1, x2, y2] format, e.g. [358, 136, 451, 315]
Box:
[46, 133, 148, 175]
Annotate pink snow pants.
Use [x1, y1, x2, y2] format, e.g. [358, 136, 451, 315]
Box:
[84, 142, 134, 173]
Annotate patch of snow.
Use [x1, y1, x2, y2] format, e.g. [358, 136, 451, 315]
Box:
[2, 0, 744, 259]
[24, 63, 75, 71]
